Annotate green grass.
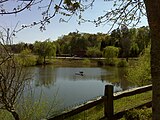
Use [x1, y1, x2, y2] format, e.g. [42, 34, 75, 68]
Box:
[120, 107, 152, 120]
[0, 91, 152, 120]
[65, 91, 152, 120]
[65, 103, 104, 120]
[114, 91, 152, 114]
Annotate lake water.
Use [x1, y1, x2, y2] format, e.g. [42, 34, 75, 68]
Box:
[27, 65, 131, 111]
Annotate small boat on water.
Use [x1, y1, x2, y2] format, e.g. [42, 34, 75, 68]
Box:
[75, 71, 84, 76]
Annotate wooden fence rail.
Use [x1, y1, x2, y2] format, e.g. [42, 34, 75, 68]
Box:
[48, 84, 152, 120]
[48, 98, 104, 120]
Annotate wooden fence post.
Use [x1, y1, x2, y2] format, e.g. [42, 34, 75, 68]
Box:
[104, 85, 114, 120]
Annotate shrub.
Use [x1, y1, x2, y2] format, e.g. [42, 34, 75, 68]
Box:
[126, 47, 151, 86]
[86, 47, 102, 57]
[82, 58, 91, 65]
[124, 108, 152, 120]
[104, 58, 118, 66]
[0, 110, 13, 120]
[16, 49, 37, 66]
[36, 56, 44, 65]
[117, 59, 129, 67]
[103, 46, 119, 66]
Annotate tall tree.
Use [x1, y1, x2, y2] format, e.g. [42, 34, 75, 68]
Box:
[120, 25, 131, 61]
[34, 39, 56, 64]
[144, 1, 160, 119]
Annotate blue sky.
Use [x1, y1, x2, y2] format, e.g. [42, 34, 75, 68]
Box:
[0, 0, 148, 44]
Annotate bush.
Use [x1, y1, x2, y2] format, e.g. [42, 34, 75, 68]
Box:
[16, 49, 37, 66]
[86, 47, 102, 57]
[117, 59, 129, 67]
[126, 47, 151, 86]
[124, 108, 152, 120]
[104, 58, 118, 66]
[0, 110, 13, 120]
[82, 58, 91, 65]
[36, 56, 44, 65]
[103, 46, 119, 66]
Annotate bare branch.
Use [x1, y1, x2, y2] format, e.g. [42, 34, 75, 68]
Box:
[79, 0, 146, 32]
[0, 0, 34, 15]
[0, 27, 31, 120]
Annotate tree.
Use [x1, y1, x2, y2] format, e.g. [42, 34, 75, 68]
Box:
[120, 25, 131, 61]
[0, 28, 30, 120]
[34, 39, 56, 64]
[86, 47, 102, 57]
[103, 46, 119, 66]
[136, 26, 150, 52]
[1, 0, 160, 119]
[17, 48, 36, 66]
[144, 1, 160, 119]
[127, 47, 151, 86]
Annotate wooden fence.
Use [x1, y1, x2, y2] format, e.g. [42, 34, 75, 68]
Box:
[48, 84, 152, 120]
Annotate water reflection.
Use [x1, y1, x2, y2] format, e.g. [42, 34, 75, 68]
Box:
[31, 66, 131, 92]
[33, 66, 57, 88]
[29, 65, 132, 110]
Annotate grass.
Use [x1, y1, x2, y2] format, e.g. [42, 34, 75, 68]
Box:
[64, 91, 152, 120]
[0, 85, 152, 120]
[114, 91, 152, 114]
[49, 58, 97, 67]
[120, 107, 152, 120]
[65, 103, 104, 120]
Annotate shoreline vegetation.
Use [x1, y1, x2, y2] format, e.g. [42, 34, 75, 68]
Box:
[16, 54, 133, 67]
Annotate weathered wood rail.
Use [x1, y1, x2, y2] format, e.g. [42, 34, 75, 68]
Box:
[48, 84, 152, 120]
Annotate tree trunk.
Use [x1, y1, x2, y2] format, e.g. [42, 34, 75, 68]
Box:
[144, 0, 160, 120]
[43, 56, 46, 64]
[11, 111, 20, 120]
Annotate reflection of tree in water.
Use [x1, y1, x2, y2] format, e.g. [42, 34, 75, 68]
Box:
[35, 65, 57, 87]
[100, 67, 119, 83]
[100, 67, 131, 91]
[117, 68, 132, 90]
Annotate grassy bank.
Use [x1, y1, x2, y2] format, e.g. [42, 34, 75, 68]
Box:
[64, 91, 152, 120]
[46, 58, 99, 67]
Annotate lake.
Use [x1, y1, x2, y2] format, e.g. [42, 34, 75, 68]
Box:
[26, 65, 132, 111]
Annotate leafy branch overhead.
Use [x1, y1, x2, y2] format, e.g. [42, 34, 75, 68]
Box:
[0, 0, 90, 32]
[80, 0, 146, 31]
[0, 0, 146, 33]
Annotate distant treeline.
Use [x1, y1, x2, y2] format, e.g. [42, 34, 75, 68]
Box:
[11, 26, 150, 59]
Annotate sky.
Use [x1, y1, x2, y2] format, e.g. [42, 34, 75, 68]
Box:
[0, 0, 148, 44]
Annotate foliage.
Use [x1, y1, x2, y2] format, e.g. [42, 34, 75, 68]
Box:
[86, 47, 102, 57]
[82, 58, 91, 65]
[0, 110, 13, 120]
[0, 28, 31, 120]
[17, 99, 48, 120]
[34, 39, 56, 64]
[16, 49, 37, 66]
[36, 56, 44, 65]
[0, 93, 59, 120]
[130, 43, 140, 57]
[103, 46, 119, 66]
[126, 47, 151, 86]
[103, 46, 119, 58]
[117, 59, 129, 67]
[124, 107, 152, 120]
[9, 27, 150, 59]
